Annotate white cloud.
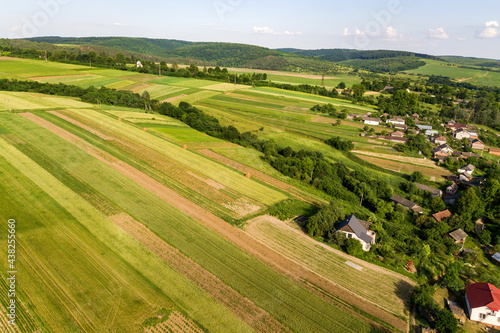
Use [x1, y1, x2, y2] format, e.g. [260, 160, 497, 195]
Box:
[457, 37, 467, 41]
[343, 28, 365, 36]
[383, 26, 404, 41]
[479, 20, 500, 38]
[9, 25, 21, 32]
[253, 27, 302, 36]
[111, 22, 123, 26]
[428, 27, 449, 39]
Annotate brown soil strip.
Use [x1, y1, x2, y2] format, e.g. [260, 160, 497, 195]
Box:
[22, 112, 406, 331]
[161, 94, 187, 103]
[198, 149, 328, 206]
[29, 74, 94, 81]
[129, 83, 152, 92]
[186, 171, 225, 189]
[109, 213, 290, 333]
[48, 111, 114, 140]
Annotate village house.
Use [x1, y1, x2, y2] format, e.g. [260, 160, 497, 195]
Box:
[465, 283, 500, 328]
[412, 113, 420, 120]
[461, 152, 480, 159]
[390, 195, 423, 214]
[444, 193, 461, 205]
[458, 164, 475, 175]
[387, 117, 405, 125]
[432, 144, 454, 157]
[433, 135, 447, 145]
[490, 148, 500, 157]
[446, 182, 458, 195]
[425, 130, 439, 137]
[454, 128, 472, 140]
[492, 253, 500, 267]
[459, 172, 474, 183]
[448, 228, 468, 244]
[417, 124, 433, 131]
[470, 139, 485, 151]
[432, 209, 452, 222]
[394, 124, 409, 132]
[447, 120, 467, 131]
[390, 130, 405, 138]
[363, 117, 380, 126]
[335, 215, 376, 251]
[415, 183, 443, 198]
[136, 60, 143, 68]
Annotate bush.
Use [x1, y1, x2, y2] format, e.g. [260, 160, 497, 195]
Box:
[345, 238, 363, 256]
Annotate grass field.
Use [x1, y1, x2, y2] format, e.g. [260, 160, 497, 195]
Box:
[244, 215, 415, 318]
[0, 91, 92, 111]
[0, 111, 375, 333]
[0, 134, 247, 333]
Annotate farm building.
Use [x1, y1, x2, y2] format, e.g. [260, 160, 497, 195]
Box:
[448, 229, 468, 244]
[336, 215, 376, 251]
[415, 183, 442, 198]
[490, 148, 500, 156]
[447, 120, 467, 131]
[432, 209, 453, 222]
[425, 130, 439, 136]
[446, 182, 458, 195]
[417, 124, 433, 131]
[461, 152, 480, 159]
[459, 172, 474, 182]
[390, 195, 423, 214]
[394, 124, 408, 131]
[470, 139, 485, 150]
[492, 253, 500, 267]
[465, 283, 500, 328]
[136, 61, 143, 68]
[433, 135, 447, 145]
[387, 117, 405, 125]
[458, 164, 475, 175]
[432, 144, 453, 157]
[454, 128, 472, 140]
[390, 131, 405, 137]
[363, 117, 380, 126]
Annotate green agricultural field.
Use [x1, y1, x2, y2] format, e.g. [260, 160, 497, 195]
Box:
[405, 59, 488, 80]
[0, 135, 248, 333]
[0, 91, 92, 110]
[0, 58, 88, 79]
[1, 112, 374, 333]
[150, 127, 223, 143]
[136, 84, 187, 100]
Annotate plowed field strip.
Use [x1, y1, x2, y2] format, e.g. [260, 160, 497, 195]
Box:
[109, 213, 291, 333]
[21, 112, 399, 332]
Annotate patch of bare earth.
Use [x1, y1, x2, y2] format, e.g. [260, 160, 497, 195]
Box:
[144, 311, 203, 333]
[161, 94, 187, 103]
[221, 198, 261, 217]
[29, 74, 95, 80]
[109, 212, 291, 333]
[48, 111, 114, 140]
[22, 112, 405, 331]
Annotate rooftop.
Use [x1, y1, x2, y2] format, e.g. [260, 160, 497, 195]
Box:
[449, 228, 468, 241]
[336, 215, 374, 244]
[432, 209, 452, 222]
[466, 283, 500, 311]
[415, 183, 442, 195]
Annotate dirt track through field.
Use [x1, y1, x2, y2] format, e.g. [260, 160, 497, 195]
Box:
[22, 112, 406, 332]
[108, 213, 290, 333]
[198, 149, 328, 206]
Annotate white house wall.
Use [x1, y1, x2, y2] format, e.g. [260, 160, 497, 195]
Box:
[470, 306, 500, 326]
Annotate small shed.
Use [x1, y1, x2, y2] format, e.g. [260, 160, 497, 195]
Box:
[390, 195, 423, 214]
[415, 183, 443, 198]
[448, 228, 468, 244]
[492, 253, 500, 266]
[432, 209, 452, 222]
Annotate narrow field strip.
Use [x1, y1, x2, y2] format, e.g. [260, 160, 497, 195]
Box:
[108, 212, 292, 333]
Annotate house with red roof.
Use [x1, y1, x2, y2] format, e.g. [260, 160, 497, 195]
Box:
[465, 282, 500, 328]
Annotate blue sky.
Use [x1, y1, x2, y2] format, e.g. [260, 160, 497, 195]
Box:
[2, 0, 500, 59]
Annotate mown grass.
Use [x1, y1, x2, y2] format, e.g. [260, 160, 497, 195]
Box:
[0, 91, 91, 110]
[0, 58, 87, 79]
[0, 133, 253, 333]
[3, 114, 374, 333]
[68, 108, 288, 205]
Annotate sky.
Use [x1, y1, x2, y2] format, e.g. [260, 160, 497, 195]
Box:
[2, 0, 500, 59]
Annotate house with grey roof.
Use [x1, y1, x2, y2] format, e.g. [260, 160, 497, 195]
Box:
[390, 195, 424, 214]
[336, 215, 376, 251]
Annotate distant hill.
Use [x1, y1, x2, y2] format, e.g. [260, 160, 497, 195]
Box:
[440, 56, 500, 68]
[277, 48, 440, 72]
